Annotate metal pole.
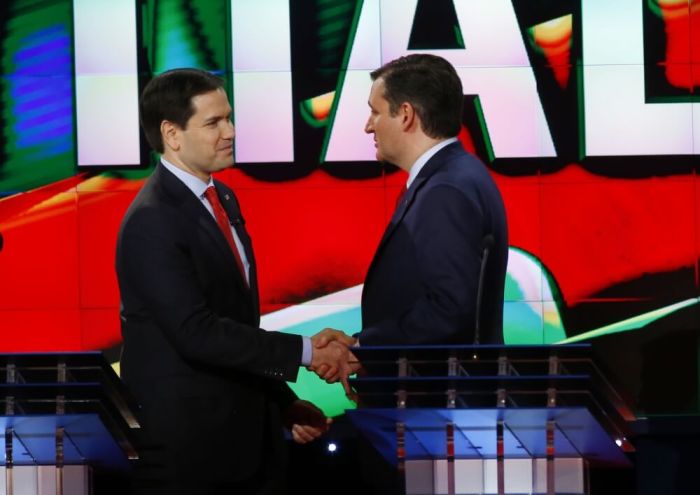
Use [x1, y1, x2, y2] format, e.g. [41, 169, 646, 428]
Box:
[5, 363, 16, 495]
[546, 420, 555, 495]
[546, 353, 559, 495]
[5, 428, 14, 495]
[56, 427, 64, 495]
[396, 355, 408, 494]
[497, 420, 505, 495]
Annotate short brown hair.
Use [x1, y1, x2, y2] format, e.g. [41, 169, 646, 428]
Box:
[139, 68, 225, 153]
[371, 54, 463, 139]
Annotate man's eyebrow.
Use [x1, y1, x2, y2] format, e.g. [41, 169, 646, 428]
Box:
[203, 114, 226, 124]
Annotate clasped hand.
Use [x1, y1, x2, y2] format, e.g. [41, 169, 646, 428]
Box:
[307, 328, 361, 395]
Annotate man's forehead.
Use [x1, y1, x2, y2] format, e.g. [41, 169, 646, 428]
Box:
[191, 89, 231, 113]
[369, 79, 387, 104]
[192, 87, 227, 103]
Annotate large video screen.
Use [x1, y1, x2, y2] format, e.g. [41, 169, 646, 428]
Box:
[0, 0, 698, 415]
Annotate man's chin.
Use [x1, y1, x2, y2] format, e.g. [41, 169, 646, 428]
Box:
[375, 153, 394, 167]
[213, 160, 234, 172]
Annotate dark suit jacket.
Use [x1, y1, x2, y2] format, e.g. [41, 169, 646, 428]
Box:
[359, 141, 508, 346]
[116, 163, 302, 484]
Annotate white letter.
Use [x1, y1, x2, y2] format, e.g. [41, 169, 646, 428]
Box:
[582, 0, 698, 156]
[73, 0, 140, 166]
[324, 0, 556, 162]
[231, 0, 294, 162]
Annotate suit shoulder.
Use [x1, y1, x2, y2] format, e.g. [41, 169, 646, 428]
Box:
[442, 147, 489, 176]
[424, 150, 504, 210]
[120, 178, 178, 231]
[430, 152, 491, 189]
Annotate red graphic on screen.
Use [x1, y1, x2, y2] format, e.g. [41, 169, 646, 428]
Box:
[1, 2, 699, 355]
[1, 159, 699, 352]
[655, 0, 700, 90]
[529, 15, 573, 89]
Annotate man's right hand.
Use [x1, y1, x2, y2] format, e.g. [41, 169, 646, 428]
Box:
[311, 327, 357, 348]
[308, 340, 359, 395]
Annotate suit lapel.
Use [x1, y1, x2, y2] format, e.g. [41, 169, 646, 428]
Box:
[364, 142, 462, 285]
[363, 179, 423, 286]
[375, 177, 421, 251]
[155, 165, 251, 294]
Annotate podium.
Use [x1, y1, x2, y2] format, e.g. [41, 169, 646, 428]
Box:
[0, 353, 138, 495]
[347, 344, 634, 495]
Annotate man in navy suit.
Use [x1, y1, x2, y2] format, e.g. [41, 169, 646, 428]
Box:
[116, 68, 352, 495]
[358, 53, 508, 347]
[315, 54, 508, 494]
[317, 54, 507, 350]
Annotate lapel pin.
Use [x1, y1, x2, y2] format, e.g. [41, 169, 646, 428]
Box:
[224, 194, 230, 201]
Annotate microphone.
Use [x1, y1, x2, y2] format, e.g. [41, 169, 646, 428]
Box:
[473, 234, 494, 345]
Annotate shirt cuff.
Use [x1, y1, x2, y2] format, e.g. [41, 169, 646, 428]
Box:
[301, 336, 312, 366]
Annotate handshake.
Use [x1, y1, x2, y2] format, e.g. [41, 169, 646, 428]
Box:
[308, 328, 362, 395]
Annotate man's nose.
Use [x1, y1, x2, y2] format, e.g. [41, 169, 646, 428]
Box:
[223, 120, 235, 139]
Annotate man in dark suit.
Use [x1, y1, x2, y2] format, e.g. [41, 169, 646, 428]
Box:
[116, 68, 351, 495]
[315, 54, 508, 494]
[317, 54, 507, 349]
[357, 54, 508, 347]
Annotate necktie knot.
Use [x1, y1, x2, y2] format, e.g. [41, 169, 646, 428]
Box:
[204, 185, 218, 204]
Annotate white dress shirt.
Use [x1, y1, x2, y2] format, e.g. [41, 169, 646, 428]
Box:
[406, 137, 458, 189]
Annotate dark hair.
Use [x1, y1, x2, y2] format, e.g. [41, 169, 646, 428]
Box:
[370, 54, 463, 139]
[139, 68, 225, 153]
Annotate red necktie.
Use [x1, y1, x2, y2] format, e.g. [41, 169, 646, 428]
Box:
[204, 186, 249, 288]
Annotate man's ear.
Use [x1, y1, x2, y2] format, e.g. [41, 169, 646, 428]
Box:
[161, 120, 180, 151]
[399, 102, 417, 132]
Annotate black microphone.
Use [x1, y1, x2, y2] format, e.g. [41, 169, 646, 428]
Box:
[473, 234, 494, 345]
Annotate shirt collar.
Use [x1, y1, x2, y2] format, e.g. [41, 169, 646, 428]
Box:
[406, 137, 458, 189]
[161, 157, 213, 199]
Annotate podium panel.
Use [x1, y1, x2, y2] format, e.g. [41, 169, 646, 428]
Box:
[348, 345, 634, 495]
[404, 458, 585, 495]
[0, 353, 138, 495]
[0, 414, 130, 469]
[0, 466, 88, 495]
[348, 408, 629, 465]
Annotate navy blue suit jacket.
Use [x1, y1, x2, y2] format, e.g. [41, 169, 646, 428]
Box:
[359, 141, 508, 346]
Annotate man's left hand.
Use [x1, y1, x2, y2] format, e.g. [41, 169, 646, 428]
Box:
[284, 400, 331, 444]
